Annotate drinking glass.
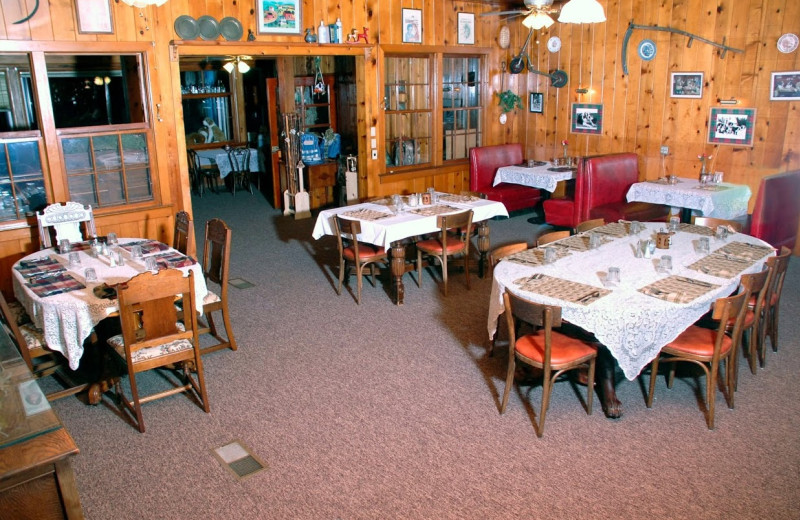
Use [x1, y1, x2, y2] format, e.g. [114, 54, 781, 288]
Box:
[715, 226, 728, 241]
[58, 239, 71, 254]
[68, 252, 81, 267]
[115, 249, 125, 266]
[131, 244, 143, 259]
[107, 232, 118, 245]
[629, 220, 641, 236]
[606, 267, 621, 287]
[84, 268, 97, 283]
[669, 216, 680, 232]
[588, 232, 601, 250]
[658, 255, 673, 273]
[145, 257, 158, 272]
[697, 237, 710, 254]
[713, 171, 723, 183]
[543, 246, 557, 264]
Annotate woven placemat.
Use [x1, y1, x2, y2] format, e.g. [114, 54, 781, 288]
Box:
[438, 194, 481, 204]
[409, 204, 463, 217]
[513, 274, 610, 306]
[639, 275, 719, 304]
[693, 184, 731, 192]
[506, 247, 570, 267]
[593, 222, 629, 238]
[687, 253, 749, 278]
[340, 208, 392, 221]
[678, 223, 716, 236]
[718, 241, 773, 261]
[551, 234, 606, 251]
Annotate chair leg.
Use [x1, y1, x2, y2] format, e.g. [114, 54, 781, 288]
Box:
[586, 359, 596, 415]
[219, 305, 238, 351]
[646, 355, 661, 408]
[706, 363, 717, 430]
[499, 356, 516, 414]
[441, 254, 449, 296]
[124, 374, 146, 433]
[463, 250, 471, 291]
[337, 258, 345, 295]
[536, 368, 553, 437]
[355, 263, 363, 304]
[416, 250, 423, 288]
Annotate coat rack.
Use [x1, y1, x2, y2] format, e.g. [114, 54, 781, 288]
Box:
[621, 22, 744, 75]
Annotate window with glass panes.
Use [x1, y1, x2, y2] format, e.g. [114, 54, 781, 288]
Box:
[442, 56, 482, 161]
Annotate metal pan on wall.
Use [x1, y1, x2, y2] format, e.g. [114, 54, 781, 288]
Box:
[219, 17, 243, 41]
[174, 15, 199, 40]
[197, 15, 220, 41]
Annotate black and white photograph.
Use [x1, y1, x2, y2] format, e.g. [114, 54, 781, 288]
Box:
[707, 107, 756, 147]
[770, 71, 800, 101]
[571, 103, 603, 134]
[529, 92, 543, 113]
[670, 72, 703, 98]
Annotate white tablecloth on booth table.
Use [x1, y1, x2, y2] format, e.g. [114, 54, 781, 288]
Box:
[626, 177, 751, 219]
[487, 223, 772, 380]
[195, 148, 260, 179]
[493, 163, 577, 193]
[12, 239, 207, 370]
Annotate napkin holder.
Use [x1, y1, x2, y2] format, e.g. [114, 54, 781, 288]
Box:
[656, 231, 673, 249]
[421, 193, 432, 205]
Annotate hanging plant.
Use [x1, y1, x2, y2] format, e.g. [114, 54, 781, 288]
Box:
[496, 90, 523, 114]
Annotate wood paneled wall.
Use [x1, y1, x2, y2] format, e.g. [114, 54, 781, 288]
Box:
[1, 0, 798, 274]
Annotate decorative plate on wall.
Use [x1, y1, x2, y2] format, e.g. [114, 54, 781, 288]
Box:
[220, 17, 243, 41]
[638, 39, 657, 61]
[197, 15, 220, 41]
[174, 15, 199, 40]
[777, 33, 798, 54]
[547, 36, 561, 53]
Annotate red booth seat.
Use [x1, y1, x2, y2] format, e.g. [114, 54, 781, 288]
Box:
[749, 169, 800, 251]
[469, 144, 543, 213]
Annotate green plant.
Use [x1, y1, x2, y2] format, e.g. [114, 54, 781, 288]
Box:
[496, 90, 523, 113]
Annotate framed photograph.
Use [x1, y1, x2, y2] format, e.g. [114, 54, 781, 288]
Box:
[75, 0, 113, 34]
[707, 107, 756, 147]
[529, 92, 543, 113]
[670, 72, 703, 99]
[257, 0, 301, 35]
[457, 12, 475, 45]
[570, 103, 603, 135]
[770, 71, 800, 101]
[402, 8, 422, 44]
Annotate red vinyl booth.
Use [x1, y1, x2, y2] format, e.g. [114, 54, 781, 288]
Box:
[469, 144, 543, 213]
[749, 170, 800, 251]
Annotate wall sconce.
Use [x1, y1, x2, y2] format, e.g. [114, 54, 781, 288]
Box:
[719, 98, 738, 105]
[575, 88, 589, 94]
[223, 56, 251, 74]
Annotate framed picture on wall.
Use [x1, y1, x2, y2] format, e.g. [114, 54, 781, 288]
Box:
[257, 0, 301, 35]
[457, 12, 475, 45]
[402, 8, 422, 43]
[670, 72, 703, 99]
[570, 103, 603, 135]
[707, 107, 756, 147]
[770, 71, 800, 101]
[529, 92, 543, 113]
[75, 0, 113, 34]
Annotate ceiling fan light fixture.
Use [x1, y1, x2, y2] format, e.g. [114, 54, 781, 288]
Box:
[223, 61, 235, 73]
[522, 11, 555, 30]
[558, 0, 606, 24]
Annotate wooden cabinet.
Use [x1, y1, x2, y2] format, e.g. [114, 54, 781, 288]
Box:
[180, 60, 240, 149]
[294, 74, 337, 134]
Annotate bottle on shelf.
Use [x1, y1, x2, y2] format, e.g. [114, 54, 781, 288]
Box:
[318, 21, 329, 43]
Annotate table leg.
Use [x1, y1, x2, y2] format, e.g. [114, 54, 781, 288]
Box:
[679, 207, 693, 223]
[476, 221, 490, 278]
[390, 242, 406, 305]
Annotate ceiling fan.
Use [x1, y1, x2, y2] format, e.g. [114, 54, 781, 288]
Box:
[480, 0, 563, 30]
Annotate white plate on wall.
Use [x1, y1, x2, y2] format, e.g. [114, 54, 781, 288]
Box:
[777, 33, 798, 53]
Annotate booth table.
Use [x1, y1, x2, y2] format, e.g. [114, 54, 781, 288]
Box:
[493, 162, 577, 193]
[626, 177, 752, 221]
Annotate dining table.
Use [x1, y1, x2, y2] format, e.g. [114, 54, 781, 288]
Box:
[487, 221, 774, 381]
[493, 161, 577, 193]
[626, 177, 752, 222]
[11, 238, 207, 372]
[312, 193, 509, 304]
[195, 147, 260, 179]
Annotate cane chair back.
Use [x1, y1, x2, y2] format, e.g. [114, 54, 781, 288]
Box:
[646, 291, 748, 429]
[332, 215, 388, 304]
[173, 211, 195, 256]
[415, 210, 474, 296]
[36, 201, 96, 249]
[501, 290, 598, 437]
[198, 218, 236, 355]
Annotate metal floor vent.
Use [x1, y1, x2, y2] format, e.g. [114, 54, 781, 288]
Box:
[228, 277, 255, 289]
[211, 440, 267, 480]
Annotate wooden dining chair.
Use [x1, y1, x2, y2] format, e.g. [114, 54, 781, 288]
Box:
[416, 210, 474, 296]
[173, 210, 195, 256]
[36, 201, 96, 249]
[690, 216, 744, 233]
[198, 218, 237, 355]
[758, 246, 791, 367]
[501, 289, 598, 437]
[332, 215, 388, 305]
[107, 269, 209, 433]
[226, 146, 253, 196]
[487, 242, 529, 356]
[575, 218, 605, 234]
[536, 229, 570, 247]
[188, 149, 220, 196]
[646, 291, 748, 429]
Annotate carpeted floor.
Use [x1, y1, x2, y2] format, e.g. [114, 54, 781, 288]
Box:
[49, 190, 800, 519]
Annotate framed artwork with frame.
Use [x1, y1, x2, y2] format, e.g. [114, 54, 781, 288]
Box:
[670, 72, 703, 99]
[75, 0, 113, 34]
[402, 8, 422, 44]
[770, 71, 800, 101]
[707, 107, 756, 147]
[570, 103, 603, 135]
[257, 0, 301, 35]
[457, 12, 475, 45]
[529, 92, 543, 113]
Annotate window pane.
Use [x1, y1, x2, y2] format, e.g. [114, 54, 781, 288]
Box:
[443, 56, 482, 161]
[0, 54, 38, 132]
[384, 56, 431, 167]
[0, 139, 47, 221]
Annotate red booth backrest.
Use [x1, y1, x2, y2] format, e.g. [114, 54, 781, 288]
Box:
[750, 170, 800, 251]
[579, 153, 640, 223]
[469, 144, 524, 191]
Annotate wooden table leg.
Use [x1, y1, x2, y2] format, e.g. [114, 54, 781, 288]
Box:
[476, 221, 490, 278]
[390, 242, 406, 305]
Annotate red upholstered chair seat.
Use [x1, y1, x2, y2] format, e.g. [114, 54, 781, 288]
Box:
[469, 144, 543, 212]
[663, 325, 732, 358]
[515, 331, 598, 365]
[343, 244, 385, 260]
[416, 238, 466, 255]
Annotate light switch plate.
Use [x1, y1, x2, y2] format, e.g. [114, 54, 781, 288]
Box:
[660, 146, 669, 156]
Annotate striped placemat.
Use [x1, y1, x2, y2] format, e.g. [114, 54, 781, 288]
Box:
[152, 251, 196, 269]
[639, 275, 719, 303]
[687, 253, 750, 278]
[25, 272, 86, 298]
[514, 274, 610, 306]
[506, 247, 570, 267]
[340, 208, 392, 221]
[15, 257, 66, 278]
[678, 223, 715, 236]
[121, 239, 170, 255]
[718, 241, 773, 261]
[438, 194, 481, 204]
[409, 204, 463, 217]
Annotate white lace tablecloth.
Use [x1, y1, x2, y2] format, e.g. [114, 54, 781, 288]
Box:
[626, 178, 751, 219]
[312, 195, 509, 249]
[487, 223, 773, 380]
[12, 239, 207, 370]
[493, 163, 576, 193]
[195, 147, 260, 179]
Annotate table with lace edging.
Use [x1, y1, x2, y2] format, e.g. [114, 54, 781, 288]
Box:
[626, 177, 751, 221]
[493, 162, 577, 193]
[487, 222, 773, 380]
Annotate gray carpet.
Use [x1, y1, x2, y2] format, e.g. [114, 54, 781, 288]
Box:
[49, 191, 800, 519]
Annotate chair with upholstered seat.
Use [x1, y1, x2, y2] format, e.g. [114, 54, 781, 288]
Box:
[486, 242, 529, 356]
[575, 218, 605, 234]
[758, 247, 791, 366]
[500, 289, 598, 437]
[646, 291, 747, 429]
[173, 210, 195, 256]
[416, 210, 473, 296]
[691, 216, 743, 233]
[108, 269, 209, 433]
[332, 215, 389, 304]
[226, 146, 253, 196]
[36, 201, 96, 249]
[536, 230, 570, 247]
[198, 218, 237, 355]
